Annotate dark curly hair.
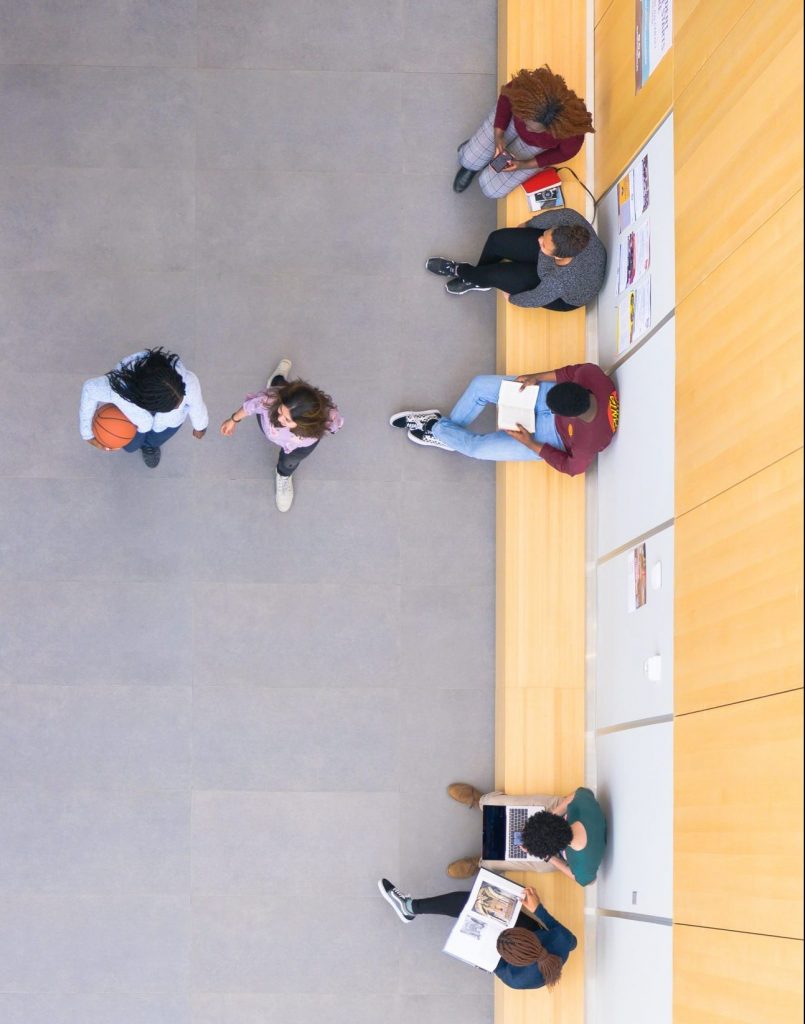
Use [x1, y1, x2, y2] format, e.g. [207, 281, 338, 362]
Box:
[545, 382, 591, 417]
[106, 347, 185, 414]
[520, 810, 573, 860]
[552, 224, 591, 258]
[266, 378, 336, 440]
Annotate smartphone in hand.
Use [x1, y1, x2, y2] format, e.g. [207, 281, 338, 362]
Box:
[490, 150, 512, 172]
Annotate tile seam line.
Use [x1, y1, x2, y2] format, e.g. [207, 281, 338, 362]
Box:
[675, 685, 803, 719]
[675, 443, 804, 519]
[0, 62, 497, 76]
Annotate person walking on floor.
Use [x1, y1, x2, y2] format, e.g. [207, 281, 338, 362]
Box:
[426, 207, 606, 308]
[378, 878, 577, 991]
[79, 347, 208, 468]
[220, 359, 343, 512]
[454, 65, 594, 199]
[390, 362, 619, 477]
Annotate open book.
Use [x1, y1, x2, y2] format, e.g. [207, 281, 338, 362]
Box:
[443, 869, 526, 971]
[497, 380, 539, 433]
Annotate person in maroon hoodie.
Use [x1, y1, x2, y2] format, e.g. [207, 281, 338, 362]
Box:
[390, 363, 619, 476]
[454, 66, 594, 199]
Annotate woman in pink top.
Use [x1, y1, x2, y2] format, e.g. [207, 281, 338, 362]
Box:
[220, 359, 343, 512]
[454, 66, 594, 199]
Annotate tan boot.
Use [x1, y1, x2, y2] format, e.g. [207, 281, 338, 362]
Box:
[447, 783, 483, 809]
[447, 856, 481, 879]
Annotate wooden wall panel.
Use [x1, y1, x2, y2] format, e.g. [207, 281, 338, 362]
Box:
[675, 190, 804, 513]
[594, 0, 673, 192]
[675, 689, 804, 938]
[675, 0, 804, 300]
[675, 452, 804, 715]
[674, 0, 755, 98]
[675, 925, 804, 1024]
[495, 685, 585, 790]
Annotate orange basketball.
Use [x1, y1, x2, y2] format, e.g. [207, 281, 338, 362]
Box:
[92, 403, 137, 449]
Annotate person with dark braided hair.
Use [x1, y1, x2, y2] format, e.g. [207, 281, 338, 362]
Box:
[378, 879, 576, 990]
[454, 66, 594, 198]
[79, 348, 208, 468]
[220, 358, 343, 512]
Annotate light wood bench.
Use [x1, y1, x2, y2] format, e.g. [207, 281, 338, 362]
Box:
[494, 2, 589, 1021]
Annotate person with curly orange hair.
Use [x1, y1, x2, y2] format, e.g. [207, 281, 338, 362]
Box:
[454, 66, 594, 199]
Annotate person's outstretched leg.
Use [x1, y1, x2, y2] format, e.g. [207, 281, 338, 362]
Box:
[457, 110, 497, 171]
[378, 879, 469, 924]
[445, 374, 513, 427]
[455, 228, 542, 292]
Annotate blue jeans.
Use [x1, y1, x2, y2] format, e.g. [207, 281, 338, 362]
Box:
[431, 375, 564, 461]
[124, 424, 182, 452]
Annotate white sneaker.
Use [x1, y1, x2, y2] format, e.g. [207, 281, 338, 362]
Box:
[267, 358, 292, 389]
[275, 472, 294, 512]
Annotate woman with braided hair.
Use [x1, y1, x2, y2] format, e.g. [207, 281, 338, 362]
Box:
[454, 65, 594, 199]
[378, 879, 576, 991]
[79, 347, 208, 468]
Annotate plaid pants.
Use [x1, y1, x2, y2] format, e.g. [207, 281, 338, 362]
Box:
[459, 108, 545, 199]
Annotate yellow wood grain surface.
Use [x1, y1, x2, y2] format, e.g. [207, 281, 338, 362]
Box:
[494, 4, 588, 1023]
[674, 0, 804, 301]
[675, 452, 805, 715]
[675, 688, 804, 938]
[594, 0, 674, 193]
[674, 925, 805, 1023]
[675, 190, 804, 514]
[674, 0, 756, 97]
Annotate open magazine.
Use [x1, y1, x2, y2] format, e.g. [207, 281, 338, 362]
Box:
[443, 869, 525, 972]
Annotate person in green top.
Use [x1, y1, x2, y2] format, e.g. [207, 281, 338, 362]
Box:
[520, 787, 607, 886]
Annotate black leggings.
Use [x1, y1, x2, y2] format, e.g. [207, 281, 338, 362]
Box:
[411, 891, 468, 918]
[259, 375, 320, 477]
[457, 228, 579, 311]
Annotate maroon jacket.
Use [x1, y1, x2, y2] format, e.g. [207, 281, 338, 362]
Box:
[494, 92, 584, 167]
[541, 363, 619, 476]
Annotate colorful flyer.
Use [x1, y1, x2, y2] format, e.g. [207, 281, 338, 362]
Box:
[627, 543, 648, 612]
[617, 276, 652, 351]
[636, 0, 673, 92]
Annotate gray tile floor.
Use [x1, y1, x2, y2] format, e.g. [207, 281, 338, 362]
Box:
[0, 3, 499, 1021]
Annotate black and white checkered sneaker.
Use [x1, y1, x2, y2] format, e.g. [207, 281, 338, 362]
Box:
[389, 409, 441, 430]
[407, 426, 455, 452]
[378, 878, 414, 923]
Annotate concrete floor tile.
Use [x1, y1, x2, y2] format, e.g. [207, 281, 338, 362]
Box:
[197, 70, 403, 170]
[397, 912, 493, 995]
[193, 583, 400, 688]
[0, 994, 191, 1024]
[398, 790, 488, 894]
[0, 685, 192, 789]
[0, 67, 195, 169]
[198, 0, 403, 71]
[401, 0, 497, 74]
[192, 791, 399, 893]
[0, 168, 194, 272]
[193, 686, 399, 790]
[0, 894, 190, 992]
[192, 994, 400, 1024]
[0, 0, 197, 66]
[0, 581, 192, 686]
[0, 789, 191, 892]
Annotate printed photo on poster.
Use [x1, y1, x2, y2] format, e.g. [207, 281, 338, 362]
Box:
[636, 0, 673, 92]
[617, 220, 651, 293]
[617, 154, 650, 232]
[617, 276, 652, 351]
[627, 542, 647, 612]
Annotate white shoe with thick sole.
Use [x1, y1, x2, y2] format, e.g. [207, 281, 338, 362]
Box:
[267, 358, 293, 388]
[275, 472, 294, 512]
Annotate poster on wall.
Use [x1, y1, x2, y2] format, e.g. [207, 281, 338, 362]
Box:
[635, 0, 673, 92]
[615, 151, 653, 349]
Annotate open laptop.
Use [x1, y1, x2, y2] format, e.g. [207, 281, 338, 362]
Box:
[482, 803, 545, 861]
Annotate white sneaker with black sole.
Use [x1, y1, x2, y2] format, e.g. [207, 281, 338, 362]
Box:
[407, 426, 455, 452]
[275, 471, 294, 512]
[267, 357, 292, 388]
[378, 878, 415, 923]
[389, 408, 441, 430]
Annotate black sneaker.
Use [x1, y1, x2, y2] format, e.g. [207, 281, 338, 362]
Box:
[425, 257, 459, 277]
[141, 446, 161, 468]
[389, 409, 441, 430]
[408, 427, 455, 452]
[445, 277, 490, 296]
[453, 166, 477, 193]
[378, 878, 414, 923]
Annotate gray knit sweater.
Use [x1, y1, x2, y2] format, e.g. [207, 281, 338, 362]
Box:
[509, 208, 606, 309]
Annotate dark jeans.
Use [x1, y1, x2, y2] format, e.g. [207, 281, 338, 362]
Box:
[259, 374, 320, 477]
[124, 424, 182, 452]
[410, 891, 468, 918]
[457, 228, 579, 311]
